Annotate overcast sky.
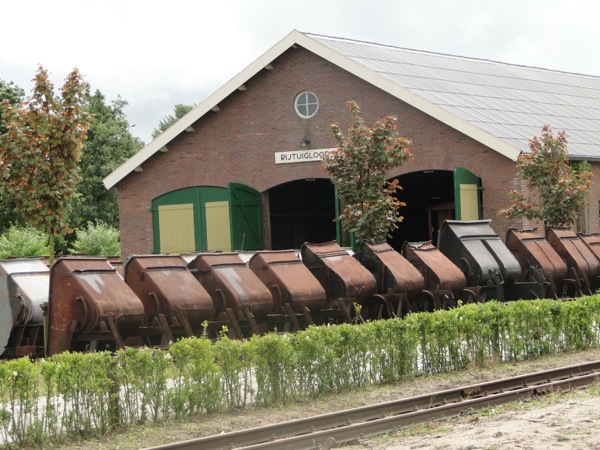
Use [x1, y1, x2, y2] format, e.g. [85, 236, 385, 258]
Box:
[2, 0, 599, 143]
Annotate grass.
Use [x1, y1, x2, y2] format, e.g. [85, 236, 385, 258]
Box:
[368, 421, 453, 446]
[480, 405, 506, 417]
[586, 383, 600, 395]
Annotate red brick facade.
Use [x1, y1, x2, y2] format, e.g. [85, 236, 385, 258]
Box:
[115, 47, 599, 257]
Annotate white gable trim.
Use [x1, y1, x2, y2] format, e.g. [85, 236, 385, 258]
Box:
[103, 31, 304, 189]
[104, 30, 519, 189]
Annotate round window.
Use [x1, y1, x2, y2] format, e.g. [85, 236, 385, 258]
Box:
[294, 91, 318, 118]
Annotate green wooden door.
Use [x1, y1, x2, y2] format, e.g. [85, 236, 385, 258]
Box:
[228, 182, 263, 251]
[453, 167, 482, 220]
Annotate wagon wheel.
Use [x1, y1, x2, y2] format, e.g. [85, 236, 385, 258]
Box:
[461, 287, 481, 304]
[442, 292, 457, 309]
[408, 294, 431, 313]
[422, 290, 443, 311]
[371, 294, 397, 320]
[523, 265, 549, 299]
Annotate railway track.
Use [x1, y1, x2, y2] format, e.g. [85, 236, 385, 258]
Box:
[143, 360, 600, 450]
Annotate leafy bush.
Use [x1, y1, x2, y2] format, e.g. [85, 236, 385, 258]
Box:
[70, 221, 120, 256]
[1, 296, 600, 446]
[0, 226, 49, 258]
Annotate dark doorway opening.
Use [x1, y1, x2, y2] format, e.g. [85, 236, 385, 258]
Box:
[269, 179, 336, 250]
[388, 170, 454, 249]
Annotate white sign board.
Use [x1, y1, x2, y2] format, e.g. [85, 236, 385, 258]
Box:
[275, 148, 337, 164]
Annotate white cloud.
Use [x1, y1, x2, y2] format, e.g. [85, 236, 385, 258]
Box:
[2, 0, 600, 142]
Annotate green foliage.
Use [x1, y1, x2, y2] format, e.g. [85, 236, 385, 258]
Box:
[0, 357, 44, 446]
[323, 101, 412, 243]
[0, 197, 24, 235]
[0, 225, 49, 258]
[2, 297, 600, 446]
[0, 66, 90, 266]
[151, 103, 196, 139]
[70, 221, 120, 256]
[0, 81, 26, 234]
[168, 338, 222, 417]
[251, 333, 296, 405]
[115, 347, 171, 423]
[499, 124, 592, 227]
[52, 351, 116, 436]
[0, 79, 24, 134]
[0, 85, 141, 240]
[71, 90, 143, 230]
[213, 336, 254, 408]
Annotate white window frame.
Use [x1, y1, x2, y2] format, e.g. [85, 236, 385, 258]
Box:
[294, 91, 318, 118]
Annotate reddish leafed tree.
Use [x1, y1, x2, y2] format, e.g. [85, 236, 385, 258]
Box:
[0, 66, 90, 265]
[323, 101, 412, 244]
[499, 124, 592, 228]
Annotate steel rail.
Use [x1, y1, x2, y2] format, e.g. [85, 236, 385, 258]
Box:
[143, 360, 600, 450]
[242, 372, 599, 449]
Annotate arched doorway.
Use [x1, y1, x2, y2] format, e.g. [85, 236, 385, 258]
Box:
[388, 168, 482, 249]
[269, 179, 336, 249]
[388, 170, 454, 248]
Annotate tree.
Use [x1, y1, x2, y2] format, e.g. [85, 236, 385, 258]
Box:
[0, 80, 26, 230]
[71, 89, 143, 230]
[323, 101, 412, 244]
[0, 66, 90, 265]
[499, 124, 592, 228]
[151, 103, 196, 138]
[0, 80, 25, 133]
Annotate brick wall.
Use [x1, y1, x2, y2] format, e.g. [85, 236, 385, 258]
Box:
[115, 47, 597, 257]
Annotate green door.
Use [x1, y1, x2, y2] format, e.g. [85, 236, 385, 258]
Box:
[228, 182, 263, 251]
[453, 167, 482, 220]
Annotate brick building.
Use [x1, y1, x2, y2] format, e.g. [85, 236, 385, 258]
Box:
[104, 31, 600, 258]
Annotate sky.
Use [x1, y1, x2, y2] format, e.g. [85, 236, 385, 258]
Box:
[2, 0, 599, 144]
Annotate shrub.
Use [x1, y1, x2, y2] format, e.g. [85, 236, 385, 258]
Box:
[2, 296, 600, 447]
[70, 221, 120, 256]
[0, 226, 49, 258]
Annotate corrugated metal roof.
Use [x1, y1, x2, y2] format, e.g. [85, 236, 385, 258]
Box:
[308, 33, 600, 158]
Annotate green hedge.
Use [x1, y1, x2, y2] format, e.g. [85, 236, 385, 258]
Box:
[1, 296, 600, 447]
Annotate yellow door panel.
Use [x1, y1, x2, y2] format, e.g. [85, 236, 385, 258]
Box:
[206, 201, 231, 252]
[158, 204, 195, 253]
[459, 184, 479, 221]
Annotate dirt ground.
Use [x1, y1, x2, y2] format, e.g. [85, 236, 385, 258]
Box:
[59, 348, 600, 450]
[364, 393, 600, 450]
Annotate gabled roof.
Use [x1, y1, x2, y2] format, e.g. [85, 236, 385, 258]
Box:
[104, 30, 600, 189]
